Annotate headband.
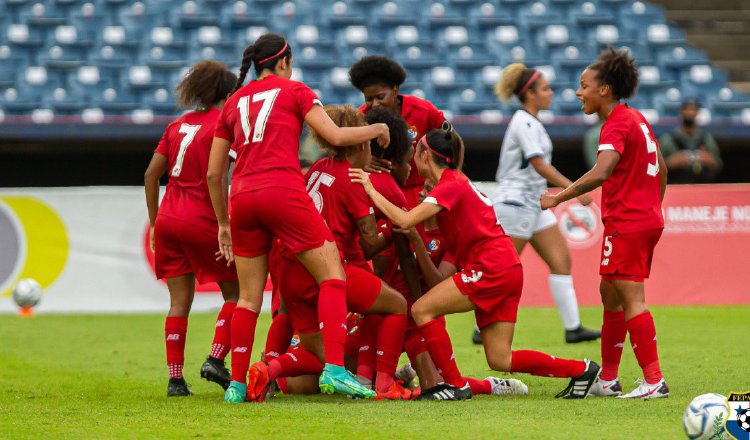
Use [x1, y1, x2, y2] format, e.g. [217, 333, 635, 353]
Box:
[420, 135, 451, 164]
[515, 69, 541, 97]
[257, 41, 288, 65]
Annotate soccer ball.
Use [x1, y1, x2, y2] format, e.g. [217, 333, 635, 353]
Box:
[12, 278, 42, 308]
[739, 408, 750, 432]
[683, 393, 729, 440]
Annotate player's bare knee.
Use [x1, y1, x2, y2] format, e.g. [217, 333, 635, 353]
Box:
[411, 299, 433, 325]
[486, 350, 512, 372]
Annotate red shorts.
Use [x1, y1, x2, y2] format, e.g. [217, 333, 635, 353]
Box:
[600, 227, 662, 282]
[278, 259, 382, 335]
[453, 263, 523, 329]
[230, 187, 332, 258]
[154, 215, 237, 284]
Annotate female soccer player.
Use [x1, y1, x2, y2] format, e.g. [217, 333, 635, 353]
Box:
[349, 55, 448, 208]
[541, 48, 669, 399]
[489, 63, 600, 344]
[206, 33, 389, 403]
[351, 128, 600, 401]
[144, 60, 239, 396]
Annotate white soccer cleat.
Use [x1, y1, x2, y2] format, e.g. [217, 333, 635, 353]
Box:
[617, 378, 670, 399]
[588, 377, 622, 397]
[485, 377, 529, 396]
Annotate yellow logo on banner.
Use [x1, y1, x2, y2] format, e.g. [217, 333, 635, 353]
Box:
[0, 197, 69, 296]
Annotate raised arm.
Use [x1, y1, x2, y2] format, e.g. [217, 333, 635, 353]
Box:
[305, 105, 390, 148]
[540, 150, 620, 209]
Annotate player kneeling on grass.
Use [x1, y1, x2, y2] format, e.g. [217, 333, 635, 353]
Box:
[350, 128, 600, 401]
[144, 61, 240, 397]
[541, 48, 669, 399]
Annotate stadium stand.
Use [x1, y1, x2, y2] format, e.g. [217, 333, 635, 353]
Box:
[0, 0, 748, 121]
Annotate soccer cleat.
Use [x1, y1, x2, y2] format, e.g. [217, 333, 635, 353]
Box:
[416, 382, 472, 401]
[485, 377, 529, 396]
[318, 364, 377, 399]
[246, 362, 272, 402]
[555, 359, 601, 399]
[375, 380, 417, 401]
[167, 378, 193, 397]
[224, 380, 247, 403]
[617, 378, 669, 399]
[588, 377, 622, 397]
[354, 374, 373, 390]
[200, 356, 231, 390]
[565, 326, 602, 344]
[395, 364, 417, 388]
[472, 326, 482, 345]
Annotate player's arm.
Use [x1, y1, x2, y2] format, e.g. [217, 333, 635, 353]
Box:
[529, 157, 591, 206]
[394, 232, 422, 300]
[395, 227, 456, 289]
[657, 148, 667, 201]
[541, 150, 620, 209]
[144, 153, 168, 251]
[206, 137, 234, 263]
[305, 105, 390, 148]
[350, 169, 442, 228]
[357, 214, 390, 260]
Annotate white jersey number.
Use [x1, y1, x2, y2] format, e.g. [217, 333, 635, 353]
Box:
[639, 123, 659, 177]
[171, 123, 201, 177]
[237, 88, 281, 145]
[469, 181, 493, 207]
[307, 171, 336, 213]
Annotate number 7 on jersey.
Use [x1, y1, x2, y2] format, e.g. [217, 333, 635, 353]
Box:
[237, 88, 281, 145]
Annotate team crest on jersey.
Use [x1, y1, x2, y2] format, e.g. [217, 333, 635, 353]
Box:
[461, 270, 483, 284]
[407, 126, 418, 141]
[428, 239, 441, 252]
[725, 392, 750, 440]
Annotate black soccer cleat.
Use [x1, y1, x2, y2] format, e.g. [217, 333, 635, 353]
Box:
[555, 359, 600, 399]
[416, 382, 472, 401]
[167, 378, 193, 397]
[565, 326, 602, 344]
[200, 356, 231, 390]
[472, 327, 482, 345]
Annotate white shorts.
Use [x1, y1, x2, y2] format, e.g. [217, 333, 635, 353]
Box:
[493, 200, 558, 240]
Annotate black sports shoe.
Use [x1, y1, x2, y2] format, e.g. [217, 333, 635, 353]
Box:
[472, 327, 482, 345]
[565, 326, 601, 344]
[167, 378, 193, 397]
[555, 359, 600, 399]
[200, 356, 231, 390]
[416, 382, 472, 401]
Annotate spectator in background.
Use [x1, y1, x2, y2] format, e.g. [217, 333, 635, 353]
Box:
[583, 121, 604, 169]
[659, 99, 722, 183]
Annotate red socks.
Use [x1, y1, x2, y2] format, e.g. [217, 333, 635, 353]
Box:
[464, 377, 492, 395]
[318, 279, 348, 367]
[355, 315, 382, 382]
[210, 301, 236, 360]
[230, 307, 259, 384]
[165, 316, 187, 379]
[627, 311, 663, 384]
[418, 319, 464, 387]
[264, 313, 293, 363]
[510, 350, 586, 378]
[600, 310, 627, 381]
[267, 346, 324, 380]
[375, 313, 406, 387]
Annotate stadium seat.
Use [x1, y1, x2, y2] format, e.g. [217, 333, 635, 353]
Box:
[570, 2, 616, 26]
[324, 1, 368, 27]
[374, 1, 421, 27]
[177, 0, 220, 29]
[470, 2, 514, 28]
[708, 88, 750, 117]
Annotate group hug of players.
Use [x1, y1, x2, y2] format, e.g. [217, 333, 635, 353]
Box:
[144, 31, 669, 402]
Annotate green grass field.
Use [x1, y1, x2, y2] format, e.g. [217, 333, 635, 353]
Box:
[1, 305, 746, 439]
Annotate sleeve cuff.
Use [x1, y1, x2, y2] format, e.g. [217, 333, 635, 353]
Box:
[228, 149, 237, 160]
[598, 143, 616, 151]
[524, 153, 544, 160]
[423, 196, 438, 205]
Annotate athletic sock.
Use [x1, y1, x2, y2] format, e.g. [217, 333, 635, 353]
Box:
[510, 350, 586, 378]
[210, 301, 236, 360]
[600, 310, 627, 381]
[375, 313, 406, 383]
[355, 315, 382, 382]
[230, 307, 259, 384]
[549, 274, 581, 331]
[263, 313, 293, 363]
[267, 346, 324, 380]
[627, 311, 663, 384]
[464, 377, 492, 395]
[165, 316, 188, 379]
[318, 279, 348, 367]
[418, 319, 464, 387]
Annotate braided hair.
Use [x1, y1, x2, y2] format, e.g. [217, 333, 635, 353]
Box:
[232, 33, 292, 95]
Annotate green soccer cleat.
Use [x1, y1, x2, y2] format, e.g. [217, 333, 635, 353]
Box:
[318, 364, 376, 399]
[224, 380, 247, 404]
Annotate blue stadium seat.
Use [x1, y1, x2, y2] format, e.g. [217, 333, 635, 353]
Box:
[470, 2, 514, 29]
[323, 1, 368, 27]
[427, 2, 467, 27]
[47, 85, 88, 114]
[1, 85, 42, 114]
[374, 1, 421, 27]
[92, 86, 138, 114]
[707, 88, 750, 117]
[177, 1, 220, 29]
[619, 1, 665, 30]
[143, 87, 178, 115]
[570, 2, 616, 26]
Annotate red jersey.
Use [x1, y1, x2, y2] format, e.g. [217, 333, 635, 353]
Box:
[359, 95, 445, 189]
[155, 108, 220, 224]
[597, 104, 664, 233]
[305, 157, 374, 265]
[215, 74, 321, 196]
[424, 169, 519, 270]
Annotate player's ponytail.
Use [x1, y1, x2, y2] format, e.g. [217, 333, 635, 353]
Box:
[495, 63, 540, 103]
[232, 44, 255, 95]
[588, 47, 639, 100]
[419, 126, 464, 171]
[175, 60, 237, 110]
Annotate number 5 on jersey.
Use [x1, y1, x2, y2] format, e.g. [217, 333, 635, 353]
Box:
[237, 88, 281, 144]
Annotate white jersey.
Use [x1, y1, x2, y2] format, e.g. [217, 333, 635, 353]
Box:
[493, 109, 553, 208]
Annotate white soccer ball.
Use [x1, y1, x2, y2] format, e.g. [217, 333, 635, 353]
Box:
[12, 278, 42, 308]
[683, 393, 729, 440]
